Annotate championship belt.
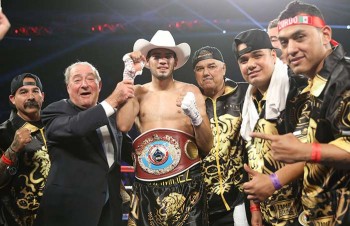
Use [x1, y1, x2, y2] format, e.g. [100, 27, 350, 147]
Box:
[132, 128, 200, 181]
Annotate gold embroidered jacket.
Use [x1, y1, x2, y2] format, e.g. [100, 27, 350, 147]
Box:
[0, 111, 50, 226]
[202, 79, 248, 215]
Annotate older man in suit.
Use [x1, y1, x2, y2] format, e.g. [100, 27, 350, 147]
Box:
[34, 61, 134, 226]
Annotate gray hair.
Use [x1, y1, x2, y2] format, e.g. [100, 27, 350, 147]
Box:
[64, 61, 101, 84]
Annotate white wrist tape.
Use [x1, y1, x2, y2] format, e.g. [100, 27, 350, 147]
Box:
[122, 54, 144, 80]
[181, 92, 203, 126]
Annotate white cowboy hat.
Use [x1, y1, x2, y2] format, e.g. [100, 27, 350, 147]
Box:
[133, 30, 191, 70]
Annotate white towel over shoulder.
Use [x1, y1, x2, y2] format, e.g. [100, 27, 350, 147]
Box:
[240, 58, 289, 141]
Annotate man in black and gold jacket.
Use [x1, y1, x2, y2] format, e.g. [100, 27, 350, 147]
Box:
[192, 46, 249, 226]
[0, 73, 50, 226]
[233, 28, 308, 226]
[252, 1, 350, 225]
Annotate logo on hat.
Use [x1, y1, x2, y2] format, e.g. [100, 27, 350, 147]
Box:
[192, 46, 224, 69]
[133, 30, 191, 70]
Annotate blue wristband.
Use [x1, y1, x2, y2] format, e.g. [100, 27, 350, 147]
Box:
[269, 173, 283, 190]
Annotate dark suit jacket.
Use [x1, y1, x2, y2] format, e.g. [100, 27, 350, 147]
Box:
[34, 99, 123, 226]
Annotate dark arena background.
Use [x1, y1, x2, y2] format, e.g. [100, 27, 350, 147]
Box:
[0, 0, 349, 121]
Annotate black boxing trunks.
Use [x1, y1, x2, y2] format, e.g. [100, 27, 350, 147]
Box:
[127, 164, 209, 226]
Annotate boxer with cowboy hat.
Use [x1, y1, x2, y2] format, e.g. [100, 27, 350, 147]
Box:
[117, 30, 213, 226]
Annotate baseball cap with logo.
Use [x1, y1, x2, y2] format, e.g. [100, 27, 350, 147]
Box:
[192, 46, 224, 69]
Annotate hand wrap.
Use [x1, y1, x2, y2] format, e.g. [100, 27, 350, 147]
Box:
[181, 92, 203, 126]
[122, 54, 144, 80]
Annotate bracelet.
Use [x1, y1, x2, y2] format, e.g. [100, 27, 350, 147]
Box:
[250, 205, 260, 212]
[311, 143, 321, 163]
[250, 203, 260, 208]
[1, 154, 14, 166]
[269, 173, 283, 190]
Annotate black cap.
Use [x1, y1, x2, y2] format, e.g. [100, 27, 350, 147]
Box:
[192, 46, 224, 69]
[232, 29, 281, 59]
[10, 73, 43, 95]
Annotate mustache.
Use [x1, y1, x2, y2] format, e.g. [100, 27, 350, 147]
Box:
[24, 100, 40, 109]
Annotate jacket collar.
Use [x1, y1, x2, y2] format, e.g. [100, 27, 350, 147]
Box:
[319, 44, 347, 82]
[10, 111, 43, 131]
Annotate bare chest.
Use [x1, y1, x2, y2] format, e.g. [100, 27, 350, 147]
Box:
[140, 92, 182, 119]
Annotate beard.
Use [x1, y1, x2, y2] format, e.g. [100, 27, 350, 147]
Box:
[155, 70, 172, 80]
[156, 74, 169, 80]
[150, 66, 174, 80]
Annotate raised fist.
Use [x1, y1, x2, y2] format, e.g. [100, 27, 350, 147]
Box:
[181, 92, 203, 126]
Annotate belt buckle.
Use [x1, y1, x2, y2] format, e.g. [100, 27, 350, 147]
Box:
[137, 134, 181, 175]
